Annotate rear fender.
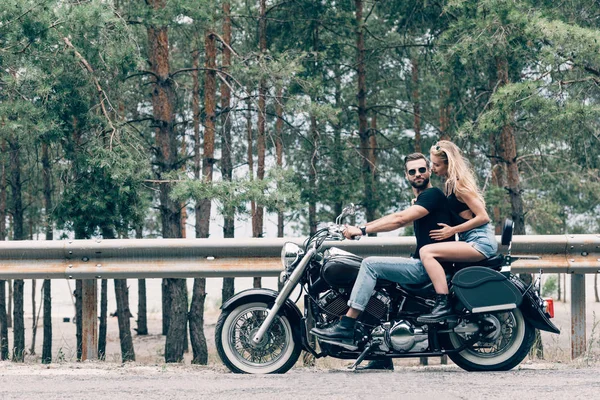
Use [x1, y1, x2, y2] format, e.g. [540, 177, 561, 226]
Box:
[510, 276, 561, 334]
[221, 288, 304, 341]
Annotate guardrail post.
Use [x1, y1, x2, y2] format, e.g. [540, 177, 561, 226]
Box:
[570, 273, 586, 359]
[81, 279, 98, 360]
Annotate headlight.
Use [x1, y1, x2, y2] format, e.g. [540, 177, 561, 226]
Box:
[281, 242, 304, 270]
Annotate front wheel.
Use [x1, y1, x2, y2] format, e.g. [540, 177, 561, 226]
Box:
[215, 302, 302, 374]
[441, 308, 535, 371]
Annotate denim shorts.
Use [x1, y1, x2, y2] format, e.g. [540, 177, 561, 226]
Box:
[458, 223, 498, 259]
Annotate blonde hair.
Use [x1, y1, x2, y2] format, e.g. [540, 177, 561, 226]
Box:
[429, 140, 485, 205]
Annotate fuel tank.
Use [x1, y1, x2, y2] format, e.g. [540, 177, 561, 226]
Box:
[321, 247, 393, 289]
[321, 248, 363, 289]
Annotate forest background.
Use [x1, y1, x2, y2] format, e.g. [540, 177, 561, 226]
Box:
[0, 0, 599, 365]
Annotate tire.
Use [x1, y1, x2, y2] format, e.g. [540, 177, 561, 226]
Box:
[215, 302, 302, 374]
[441, 308, 535, 371]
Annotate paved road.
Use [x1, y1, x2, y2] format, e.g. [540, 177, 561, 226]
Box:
[1, 362, 599, 400]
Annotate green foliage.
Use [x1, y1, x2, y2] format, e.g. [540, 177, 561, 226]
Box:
[172, 167, 301, 217]
[542, 275, 558, 298]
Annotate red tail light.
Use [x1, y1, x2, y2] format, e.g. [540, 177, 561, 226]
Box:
[543, 298, 555, 318]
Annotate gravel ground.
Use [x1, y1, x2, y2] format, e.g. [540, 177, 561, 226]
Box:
[1, 361, 599, 400]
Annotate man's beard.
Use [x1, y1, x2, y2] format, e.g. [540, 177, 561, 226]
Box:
[410, 177, 429, 189]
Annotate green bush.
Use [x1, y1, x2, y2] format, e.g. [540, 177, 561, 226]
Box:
[542, 275, 558, 298]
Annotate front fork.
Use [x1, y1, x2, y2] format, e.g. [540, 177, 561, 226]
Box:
[251, 246, 317, 345]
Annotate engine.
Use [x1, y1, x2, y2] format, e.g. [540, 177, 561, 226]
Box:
[371, 320, 429, 353]
[318, 289, 391, 327]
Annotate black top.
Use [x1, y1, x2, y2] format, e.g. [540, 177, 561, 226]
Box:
[413, 187, 455, 258]
[448, 192, 469, 225]
[448, 192, 470, 213]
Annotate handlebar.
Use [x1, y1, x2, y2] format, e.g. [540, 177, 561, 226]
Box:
[327, 224, 361, 241]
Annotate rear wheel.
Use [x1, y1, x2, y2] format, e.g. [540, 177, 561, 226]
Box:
[442, 308, 535, 371]
[215, 302, 302, 374]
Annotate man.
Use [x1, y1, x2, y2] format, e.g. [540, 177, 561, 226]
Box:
[310, 152, 455, 369]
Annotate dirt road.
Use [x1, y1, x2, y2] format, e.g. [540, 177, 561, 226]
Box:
[1, 362, 599, 400]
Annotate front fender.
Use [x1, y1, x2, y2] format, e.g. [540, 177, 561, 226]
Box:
[221, 288, 304, 339]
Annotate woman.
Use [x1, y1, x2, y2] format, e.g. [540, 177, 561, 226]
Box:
[417, 140, 498, 323]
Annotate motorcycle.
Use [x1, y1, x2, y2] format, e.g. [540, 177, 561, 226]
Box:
[215, 205, 559, 374]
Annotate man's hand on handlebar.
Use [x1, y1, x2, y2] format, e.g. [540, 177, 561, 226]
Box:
[343, 225, 362, 240]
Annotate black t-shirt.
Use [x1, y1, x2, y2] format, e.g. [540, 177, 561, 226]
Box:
[413, 187, 455, 258]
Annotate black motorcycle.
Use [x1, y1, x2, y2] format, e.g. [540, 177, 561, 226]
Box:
[215, 205, 559, 373]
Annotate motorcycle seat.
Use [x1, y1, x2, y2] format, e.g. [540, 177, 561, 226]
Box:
[454, 254, 504, 271]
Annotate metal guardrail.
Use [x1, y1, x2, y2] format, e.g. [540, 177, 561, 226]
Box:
[0, 234, 599, 360]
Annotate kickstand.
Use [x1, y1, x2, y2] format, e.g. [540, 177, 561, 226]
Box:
[348, 342, 372, 370]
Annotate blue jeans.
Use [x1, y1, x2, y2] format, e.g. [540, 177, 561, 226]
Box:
[347, 256, 429, 311]
[459, 223, 498, 259]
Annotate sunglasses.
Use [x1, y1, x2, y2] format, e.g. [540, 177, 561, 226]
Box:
[407, 167, 428, 176]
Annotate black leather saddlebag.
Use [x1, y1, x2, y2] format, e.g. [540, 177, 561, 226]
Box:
[452, 267, 523, 313]
[321, 252, 363, 289]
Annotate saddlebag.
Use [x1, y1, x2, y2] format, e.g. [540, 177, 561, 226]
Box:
[452, 267, 523, 313]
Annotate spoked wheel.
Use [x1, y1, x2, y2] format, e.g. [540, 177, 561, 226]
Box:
[442, 308, 535, 371]
[215, 302, 301, 374]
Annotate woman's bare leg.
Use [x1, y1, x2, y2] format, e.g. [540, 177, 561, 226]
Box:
[419, 242, 486, 294]
[418, 242, 487, 322]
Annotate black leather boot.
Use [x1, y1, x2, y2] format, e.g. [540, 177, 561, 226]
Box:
[310, 316, 356, 347]
[356, 358, 394, 371]
[417, 294, 453, 323]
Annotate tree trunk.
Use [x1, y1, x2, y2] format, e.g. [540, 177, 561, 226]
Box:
[41, 279, 51, 363]
[7, 280, 11, 329]
[12, 280, 24, 362]
[9, 137, 25, 362]
[114, 279, 135, 362]
[439, 72, 451, 141]
[308, 114, 318, 235]
[275, 84, 284, 238]
[162, 280, 170, 335]
[495, 57, 525, 235]
[247, 96, 261, 289]
[355, 0, 375, 222]
[368, 107, 378, 233]
[221, 3, 235, 303]
[251, 0, 266, 295]
[135, 226, 148, 335]
[188, 30, 215, 365]
[496, 57, 537, 356]
[557, 273, 562, 301]
[333, 66, 343, 218]
[41, 139, 53, 363]
[489, 130, 506, 234]
[0, 280, 7, 360]
[0, 141, 7, 360]
[197, 30, 216, 239]
[75, 278, 82, 361]
[0, 141, 6, 241]
[411, 56, 421, 153]
[98, 279, 107, 360]
[164, 279, 187, 362]
[255, 0, 267, 241]
[29, 280, 37, 355]
[189, 278, 208, 364]
[135, 279, 148, 335]
[147, 0, 186, 362]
